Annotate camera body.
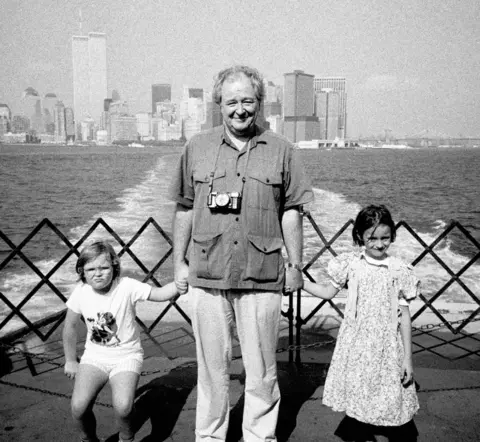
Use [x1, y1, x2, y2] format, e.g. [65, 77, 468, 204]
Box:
[207, 191, 241, 211]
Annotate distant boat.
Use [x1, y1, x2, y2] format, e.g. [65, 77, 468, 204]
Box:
[380, 143, 412, 149]
[295, 140, 319, 149]
[128, 142, 145, 148]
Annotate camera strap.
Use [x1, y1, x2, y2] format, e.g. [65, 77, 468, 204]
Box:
[208, 138, 252, 197]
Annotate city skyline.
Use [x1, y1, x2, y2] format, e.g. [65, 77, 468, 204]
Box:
[0, 0, 479, 138]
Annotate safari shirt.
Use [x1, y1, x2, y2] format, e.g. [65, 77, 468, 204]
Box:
[169, 124, 314, 291]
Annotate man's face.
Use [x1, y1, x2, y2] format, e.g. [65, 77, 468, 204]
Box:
[220, 74, 259, 138]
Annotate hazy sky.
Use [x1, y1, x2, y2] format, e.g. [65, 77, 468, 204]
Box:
[1, 0, 479, 138]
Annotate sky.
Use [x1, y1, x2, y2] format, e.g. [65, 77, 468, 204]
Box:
[0, 0, 479, 138]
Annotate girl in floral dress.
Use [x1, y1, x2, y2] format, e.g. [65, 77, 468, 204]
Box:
[301, 205, 420, 441]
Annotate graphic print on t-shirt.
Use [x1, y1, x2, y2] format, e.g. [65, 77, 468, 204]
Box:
[87, 311, 120, 346]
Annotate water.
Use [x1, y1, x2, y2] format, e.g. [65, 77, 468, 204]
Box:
[1, 144, 479, 335]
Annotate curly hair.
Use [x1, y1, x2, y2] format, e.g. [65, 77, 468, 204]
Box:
[75, 239, 121, 283]
[352, 204, 397, 246]
[212, 65, 265, 105]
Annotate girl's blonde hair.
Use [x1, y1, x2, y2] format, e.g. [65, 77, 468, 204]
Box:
[75, 239, 121, 283]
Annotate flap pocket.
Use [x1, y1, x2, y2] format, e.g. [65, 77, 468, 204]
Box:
[193, 168, 226, 183]
[248, 170, 282, 186]
[193, 232, 222, 245]
[192, 232, 223, 280]
[247, 234, 283, 254]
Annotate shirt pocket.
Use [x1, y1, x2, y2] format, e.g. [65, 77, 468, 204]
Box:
[244, 234, 283, 282]
[193, 169, 226, 208]
[246, 168, 283, 212]
[192, 232, 224, 280]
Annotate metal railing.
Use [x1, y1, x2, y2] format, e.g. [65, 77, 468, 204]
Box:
[1, 214, 479, 365]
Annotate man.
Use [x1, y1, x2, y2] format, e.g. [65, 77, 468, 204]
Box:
[170, 65, 313, 441]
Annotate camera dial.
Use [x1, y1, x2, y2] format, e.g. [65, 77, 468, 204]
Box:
[215, 193, 230, 207]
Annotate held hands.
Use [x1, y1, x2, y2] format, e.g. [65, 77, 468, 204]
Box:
[283, 266, 304, 294]
[175, 261, 189, 295]
[401, 357, 414, 387]
[64, 360, 79, 380]
[176, 279, 188, 295]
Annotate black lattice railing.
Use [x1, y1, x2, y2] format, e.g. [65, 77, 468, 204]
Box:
[1, 215, 479, 365]
[298, 211, 480, 363]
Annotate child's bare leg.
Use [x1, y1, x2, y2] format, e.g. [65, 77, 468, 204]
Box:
[71, 364, 108, 441]
[110, 370, 140, 442]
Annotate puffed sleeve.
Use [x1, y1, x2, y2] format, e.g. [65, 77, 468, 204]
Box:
[327, 253, 353, 289]
[396, 262, 420, 306]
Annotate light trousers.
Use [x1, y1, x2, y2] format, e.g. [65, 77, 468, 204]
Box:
[190, 286, 282, 442]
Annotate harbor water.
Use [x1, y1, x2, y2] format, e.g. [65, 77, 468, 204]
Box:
[1, 144, 479, 335]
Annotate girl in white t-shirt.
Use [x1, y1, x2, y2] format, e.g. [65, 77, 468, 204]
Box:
[63, 240, 187, 442]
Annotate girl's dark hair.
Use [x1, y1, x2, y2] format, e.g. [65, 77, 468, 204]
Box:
[352, 204, 396, 246]
[75, 239, 121, 283]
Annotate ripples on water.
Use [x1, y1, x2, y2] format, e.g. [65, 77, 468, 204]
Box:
[1, 144, 479, 334]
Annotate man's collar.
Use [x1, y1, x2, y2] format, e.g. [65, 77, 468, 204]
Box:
[220, 124, 267, 148]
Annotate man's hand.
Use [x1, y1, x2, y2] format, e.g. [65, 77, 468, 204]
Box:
[64, 360, 79, 380]
[175, 261, 189, 295]
[284, 267, 303, 293]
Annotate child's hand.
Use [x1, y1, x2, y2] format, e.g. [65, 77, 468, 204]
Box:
[64, 360, 79, 380]
[176, 280, 189, 295]
[401, 357, 414, 387]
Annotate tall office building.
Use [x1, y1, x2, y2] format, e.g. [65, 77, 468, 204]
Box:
[72, 32, 108, 140]
[314, 77, 347, 139]
[283, 70, 320, 143]
[0, 104, 11, 120]
[54, 101, 66, 143]
[188, 88, 203, 99]
[151, 84, 171, 114]
[11, 115, 30, 133]
[65, 107, 75, 141]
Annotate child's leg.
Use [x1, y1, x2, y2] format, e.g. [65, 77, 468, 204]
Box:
[109, 366, 141, 442]
[71, 363, 108, 441]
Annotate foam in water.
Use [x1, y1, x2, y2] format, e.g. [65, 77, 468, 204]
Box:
[0, 157, 176, 335]
[304, 188, 480, 305]
[2, 172, 479, 336]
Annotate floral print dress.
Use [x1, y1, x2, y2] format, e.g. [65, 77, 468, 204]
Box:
[322, 251, 420, 426]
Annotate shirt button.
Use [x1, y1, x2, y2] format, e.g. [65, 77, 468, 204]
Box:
[235, 217, 239, 221]
[234, 241, 238, 245]
[266, 178, 270, 183]
[237, 172, 240, 177]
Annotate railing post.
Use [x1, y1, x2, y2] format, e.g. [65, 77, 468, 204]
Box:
[295, 288, 302, 366]
[288, 291, 294, 364]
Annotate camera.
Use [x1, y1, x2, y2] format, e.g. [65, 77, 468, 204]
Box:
[207, 191, 241, 211]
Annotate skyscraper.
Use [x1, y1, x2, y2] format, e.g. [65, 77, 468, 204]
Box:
[65, 107, 75, 141]
[283, 70, 315, 117]
[54, 101, 66, 143]
[314, 77, 347, 138]
[72, 32, 108, 140]
[151, 84, 171, 114]
[283, 70, 320, 143]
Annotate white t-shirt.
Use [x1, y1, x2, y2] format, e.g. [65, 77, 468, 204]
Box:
[66, 277, 151, 358]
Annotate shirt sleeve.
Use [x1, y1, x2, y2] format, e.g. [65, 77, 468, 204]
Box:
[124, 277, 152, 304]
[169, 140, 195, 208]
[327, 253, 351, 289]
[65, 284, 83, 314]
[397, 263, 420, 306]
[283, 147, 314, 209]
